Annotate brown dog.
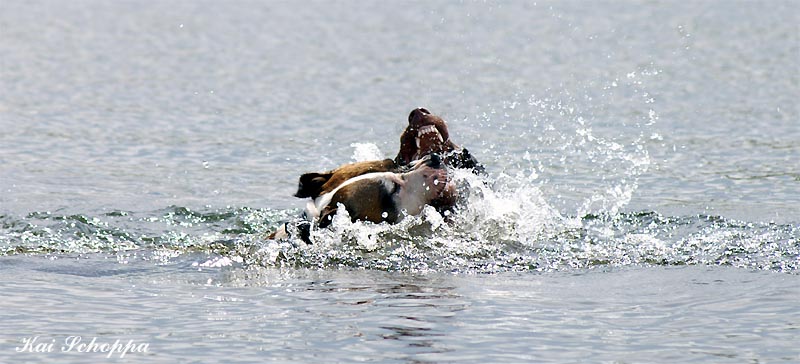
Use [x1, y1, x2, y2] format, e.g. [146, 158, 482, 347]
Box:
[308, 154, 454, 228]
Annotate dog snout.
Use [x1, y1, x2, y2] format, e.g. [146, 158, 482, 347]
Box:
[408, 107, 431, 124]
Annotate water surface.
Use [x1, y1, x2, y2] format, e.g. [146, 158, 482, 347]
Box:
[1, 0, 798, 362]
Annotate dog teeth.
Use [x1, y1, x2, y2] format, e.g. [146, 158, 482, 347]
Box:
[417, 125, 439, 138]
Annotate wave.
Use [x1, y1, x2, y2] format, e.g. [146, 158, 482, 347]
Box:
[2, 202, 797, 274]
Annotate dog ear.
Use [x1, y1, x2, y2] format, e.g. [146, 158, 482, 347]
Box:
[294, 172, 332, 198]
[317, 204, 339, 229]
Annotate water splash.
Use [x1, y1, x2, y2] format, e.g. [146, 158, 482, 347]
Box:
[243, 69, 796, 273]
[350, 142, 385, 162]
[469, 70, 659, 219]
[2, 204, 797, 274]
[3, 69, 797, 274]
[249, 209, 797, 274]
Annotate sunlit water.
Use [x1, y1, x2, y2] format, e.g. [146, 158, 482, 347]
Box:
[1, 1, 798, 363]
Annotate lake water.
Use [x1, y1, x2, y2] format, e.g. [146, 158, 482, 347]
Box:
[1, 0, 798, 363]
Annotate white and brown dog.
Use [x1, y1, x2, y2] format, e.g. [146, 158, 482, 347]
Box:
[271, 108, 482, 243]
[308, 153, 454, 229]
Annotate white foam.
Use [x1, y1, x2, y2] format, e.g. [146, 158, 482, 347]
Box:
[350, 143, 384, 162]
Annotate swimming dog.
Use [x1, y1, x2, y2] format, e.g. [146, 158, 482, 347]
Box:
[271, 108, 482, 243]
[308, 153, 454, 229]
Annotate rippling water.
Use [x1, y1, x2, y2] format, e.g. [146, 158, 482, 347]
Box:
[1, 0, 798, 363]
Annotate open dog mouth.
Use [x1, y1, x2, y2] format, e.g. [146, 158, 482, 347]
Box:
[396, 108, 456, 165]
[415, 124, 445, 149]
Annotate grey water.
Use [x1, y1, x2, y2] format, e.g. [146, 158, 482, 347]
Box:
[1, 0, 798, 363]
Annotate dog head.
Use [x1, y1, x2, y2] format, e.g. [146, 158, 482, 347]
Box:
[395, 108, 459, 165]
